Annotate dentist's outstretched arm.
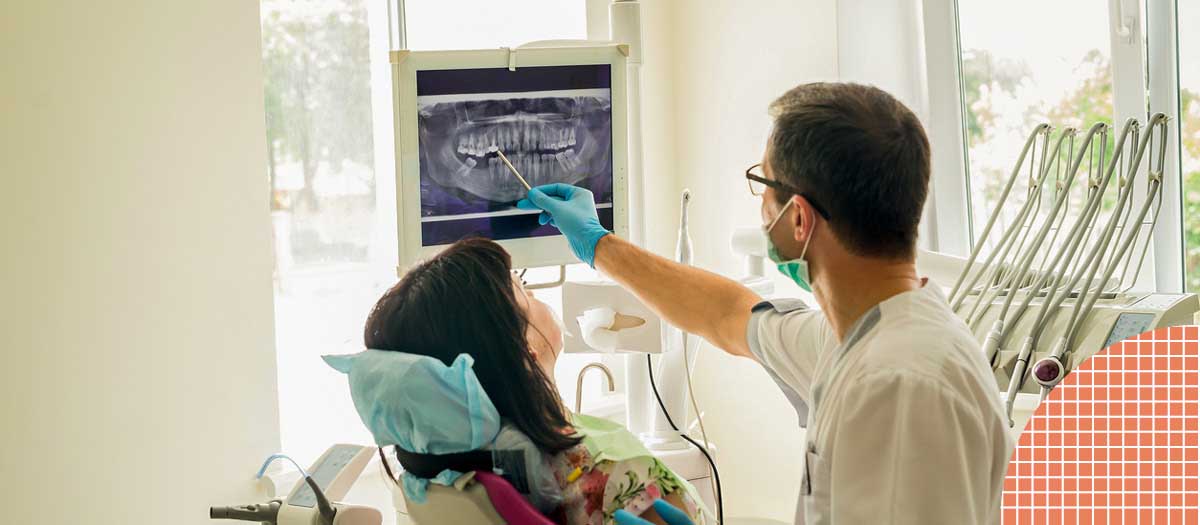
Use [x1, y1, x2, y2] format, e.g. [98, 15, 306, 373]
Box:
[517, 184, 760, 358]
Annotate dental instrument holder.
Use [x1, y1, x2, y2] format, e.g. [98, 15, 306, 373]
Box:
[562, 281, 690, 451]
[944, 115, 1185, 427]
[1029, 115, 1171, 396]
[210, 445, 381, 525]
[562, 279, 667, 434]
[642, 190, 699, 451]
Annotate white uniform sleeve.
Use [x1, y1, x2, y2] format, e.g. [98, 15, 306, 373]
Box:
[745, 299, 831, 426]
[827, 369, 997, 524]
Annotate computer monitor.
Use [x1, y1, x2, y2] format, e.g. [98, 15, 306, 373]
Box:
[391, 45, 629, 271]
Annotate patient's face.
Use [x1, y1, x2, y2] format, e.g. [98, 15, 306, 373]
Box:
[512, 276, 564, 369]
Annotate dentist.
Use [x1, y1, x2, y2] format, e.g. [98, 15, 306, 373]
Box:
[519, 83, 1013, 524]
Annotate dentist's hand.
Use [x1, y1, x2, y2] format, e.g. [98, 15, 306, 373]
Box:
[613, 500, 695, 525]
[516, 183, 611, 267]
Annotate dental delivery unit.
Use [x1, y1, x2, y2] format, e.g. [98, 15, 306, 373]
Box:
[918, 114, 1198, 430]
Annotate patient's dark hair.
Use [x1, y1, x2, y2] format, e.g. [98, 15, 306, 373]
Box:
[364, 237, 581, 461]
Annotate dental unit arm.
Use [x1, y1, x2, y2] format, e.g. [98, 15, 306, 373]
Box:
[948, 124, 1052, 306]
[955, 127, 1063, 364]
[210, 445, 381, 525]
[930, 114, 1196, 429]
[996, 124, 1105, 423]
[957, 125, 1073, 400]
[644, 190, 700, 449]
[1018, 118, 1149, 393]
[1004, 116, 1164, 412]
[1030, 114, 1171, 397]
[948, 125, 1052, 312]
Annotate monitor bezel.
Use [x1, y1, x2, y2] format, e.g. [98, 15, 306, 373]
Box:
[391, 45, 630, 272]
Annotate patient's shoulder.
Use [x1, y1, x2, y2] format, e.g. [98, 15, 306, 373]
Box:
[549, 440, 702, 524]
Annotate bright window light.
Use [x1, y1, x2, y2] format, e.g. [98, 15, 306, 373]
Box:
[1179, 2, 1200, 291]
[260, 0, 588, 464]
[404, 0, 587, 50]
[957, 0, 1115, 254]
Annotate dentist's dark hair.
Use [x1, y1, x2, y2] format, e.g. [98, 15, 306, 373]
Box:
[364, 237, 581, 458]
[768, 82, 930, 260]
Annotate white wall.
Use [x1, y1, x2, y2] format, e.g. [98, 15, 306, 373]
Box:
[837, 0, 929, 121]
[633, 0, 687, 257]
[0, 2, 281, 524]
[585, 0, 683, 256]
[836, 0, 974, 256]
[639, 0, 841, 520]
[836, 0, 938, 251]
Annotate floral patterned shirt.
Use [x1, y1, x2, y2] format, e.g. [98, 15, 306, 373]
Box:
[545, 442, 704, 525]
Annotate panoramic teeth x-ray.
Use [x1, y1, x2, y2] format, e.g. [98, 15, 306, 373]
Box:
[420, 95, 610, 203]
[415, 65, 615, 246]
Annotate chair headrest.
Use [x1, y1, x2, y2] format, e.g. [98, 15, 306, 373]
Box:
[324, 350, 501, 452]
[323, 350, 502, 503]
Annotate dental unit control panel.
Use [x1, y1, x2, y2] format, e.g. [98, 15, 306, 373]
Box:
[210, 445, 381, 525]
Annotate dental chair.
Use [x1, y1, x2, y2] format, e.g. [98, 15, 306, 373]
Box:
[388, 443, 559, 525]
[394, 469, 555, 525]
[323, 350, 563, 525]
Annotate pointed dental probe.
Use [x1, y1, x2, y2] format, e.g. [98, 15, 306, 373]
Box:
[489, 146, 531, 192]
[676, 190, 692, 266]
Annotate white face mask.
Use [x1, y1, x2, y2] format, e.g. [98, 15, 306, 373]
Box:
[763, 199, 814, 292]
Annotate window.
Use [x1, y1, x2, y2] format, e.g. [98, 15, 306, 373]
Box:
[941, 0, 1199, 292]
[404, 0, 586, 50]
[1180, 2, 1200, 291]
[957, 0, 1115, 253]
[261, 0, 589, 464]
[261, 0, 392, 462]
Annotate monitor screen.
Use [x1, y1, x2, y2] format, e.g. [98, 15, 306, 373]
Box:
[415, 64, 615, 246]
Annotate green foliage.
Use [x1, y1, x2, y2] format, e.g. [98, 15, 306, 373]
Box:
[960, 49, 1030, 143]
[1181, 88, 1200, 291]
[1046, 50, 1114, 131]
[962, 46, 1200, 290]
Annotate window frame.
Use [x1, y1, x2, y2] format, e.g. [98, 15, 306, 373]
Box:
[922, 0, 1189, 293]
[1146, 0, 1186, 293]
[921, 0, 974, 257]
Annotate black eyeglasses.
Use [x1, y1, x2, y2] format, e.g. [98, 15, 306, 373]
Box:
[745, 163, 831, 220]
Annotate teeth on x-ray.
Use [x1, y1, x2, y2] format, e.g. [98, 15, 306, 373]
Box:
[418, 95, 612, 203]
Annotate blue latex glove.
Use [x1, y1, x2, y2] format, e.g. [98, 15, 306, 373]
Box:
[516, 183, 610, 267]
[613, 500, 695, 525]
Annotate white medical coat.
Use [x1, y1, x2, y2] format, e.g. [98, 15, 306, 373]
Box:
[746, 280, 1012, 524]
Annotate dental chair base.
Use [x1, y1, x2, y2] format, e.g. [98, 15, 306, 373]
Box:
[397, 471, 501, 524]
[396, 471, 556, 525]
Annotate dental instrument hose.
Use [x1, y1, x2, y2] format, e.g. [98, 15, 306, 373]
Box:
[253, 454, 337, 525]
[647, 353, 723, 524]
[650, 188, 722, 523]
[675, 190, 718, 508]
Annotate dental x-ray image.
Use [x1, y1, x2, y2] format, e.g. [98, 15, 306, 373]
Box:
[416, 64, 615, 246]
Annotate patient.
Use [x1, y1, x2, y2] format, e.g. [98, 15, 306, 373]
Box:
[364, 237, 704, 525]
